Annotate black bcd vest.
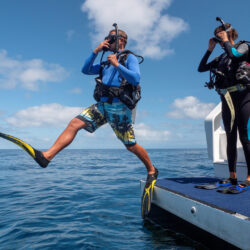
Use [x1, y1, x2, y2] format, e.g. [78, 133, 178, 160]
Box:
[93, 50, 143, 110]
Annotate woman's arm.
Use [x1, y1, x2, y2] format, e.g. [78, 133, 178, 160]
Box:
[223, 42, 249, 60]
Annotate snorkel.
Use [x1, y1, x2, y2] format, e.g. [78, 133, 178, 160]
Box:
[103, 23, 119, 53]
[112, 23, 119, 54]
[213, 17, 232, 43]
[100, 23, 121, 65]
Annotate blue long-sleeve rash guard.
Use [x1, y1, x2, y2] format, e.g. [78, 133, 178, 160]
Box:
[82, 51, 140, 103]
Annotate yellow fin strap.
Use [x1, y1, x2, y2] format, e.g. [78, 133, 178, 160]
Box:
[141, 180, 156, 215]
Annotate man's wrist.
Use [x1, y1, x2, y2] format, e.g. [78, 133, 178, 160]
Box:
[93, 49, 99, 54]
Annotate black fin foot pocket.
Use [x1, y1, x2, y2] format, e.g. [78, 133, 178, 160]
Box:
[34, 149, 50, 168]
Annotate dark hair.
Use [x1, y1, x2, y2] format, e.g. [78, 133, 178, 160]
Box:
[109, 29, 128, 47]
[214, 23, 238, 41]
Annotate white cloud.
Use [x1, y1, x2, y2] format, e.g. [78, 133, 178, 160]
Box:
[135, 123, 170, 141]
[81, 0, 188, 59]
[0, 50, 69, 91]
[6, 103, 83, 128]
[167, 96, 216, 119]
[69, 88, 83, 94]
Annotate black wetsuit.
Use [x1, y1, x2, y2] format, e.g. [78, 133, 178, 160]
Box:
[198, 41, 250, 175]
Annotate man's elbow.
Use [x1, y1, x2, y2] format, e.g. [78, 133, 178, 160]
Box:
[127, 73, 140, 85]
[134, 73, 140, 85]
[81, 67, 89, 75]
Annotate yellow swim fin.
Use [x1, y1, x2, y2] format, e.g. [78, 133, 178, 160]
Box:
[141, 168, 158, 219]
[0, 132, 49, 168]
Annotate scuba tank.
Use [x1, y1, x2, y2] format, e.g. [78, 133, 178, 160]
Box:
[235, 41, 250, 85]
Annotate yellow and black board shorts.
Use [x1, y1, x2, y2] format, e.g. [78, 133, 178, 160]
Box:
[76, 102, 136, 147]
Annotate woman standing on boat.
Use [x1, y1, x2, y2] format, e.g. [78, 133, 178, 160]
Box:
[197, 22, 250, 193]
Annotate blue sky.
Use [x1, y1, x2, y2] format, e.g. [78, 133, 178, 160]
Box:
[0, 0, 249, 149]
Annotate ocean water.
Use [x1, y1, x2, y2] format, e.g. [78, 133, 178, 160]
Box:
[0, 149, 213, 249]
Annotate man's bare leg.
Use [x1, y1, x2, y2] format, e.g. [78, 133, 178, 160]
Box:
[126, 144, 155, 174]
[43, 118, 86, 161]
[129, 143, 157, 218]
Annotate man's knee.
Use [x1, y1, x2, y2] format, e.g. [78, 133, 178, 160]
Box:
[68, 118, 86, 131]
[126, 144, 137, 153]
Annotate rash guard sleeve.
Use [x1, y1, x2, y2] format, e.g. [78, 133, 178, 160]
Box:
[82, 52, 101, 75]
[117, 54, 140, 86]
[198, 50, 215, 72]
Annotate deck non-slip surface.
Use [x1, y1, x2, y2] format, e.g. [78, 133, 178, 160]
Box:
[156, 177, 250, 218]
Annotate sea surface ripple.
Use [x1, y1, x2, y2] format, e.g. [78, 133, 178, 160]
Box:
[0, 149, 213, 249]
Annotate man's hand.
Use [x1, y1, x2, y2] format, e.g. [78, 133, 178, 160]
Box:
[93, 40, 110, 54]
[216, 31, 229, 43]
[208, 38, 216, 52]
[107, 54, 119, 67]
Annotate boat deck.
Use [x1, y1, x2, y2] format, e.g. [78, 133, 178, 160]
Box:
[156, 177, 250, 218]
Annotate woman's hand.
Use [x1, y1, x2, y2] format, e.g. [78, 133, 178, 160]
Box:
[208, 38, 216, 52]
[216, 31, 229, 43]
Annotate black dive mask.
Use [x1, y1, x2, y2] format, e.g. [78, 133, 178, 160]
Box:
[103, 34, 120, 52]
[102, 23, 120, 53]
[104, 34, 117, 44]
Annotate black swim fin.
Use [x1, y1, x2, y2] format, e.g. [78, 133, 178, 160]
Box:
[195, 178, 237, 190]
[141, 168, 158, 219]
[0, 132, 49, 168]
[217, 180, 250, 194]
